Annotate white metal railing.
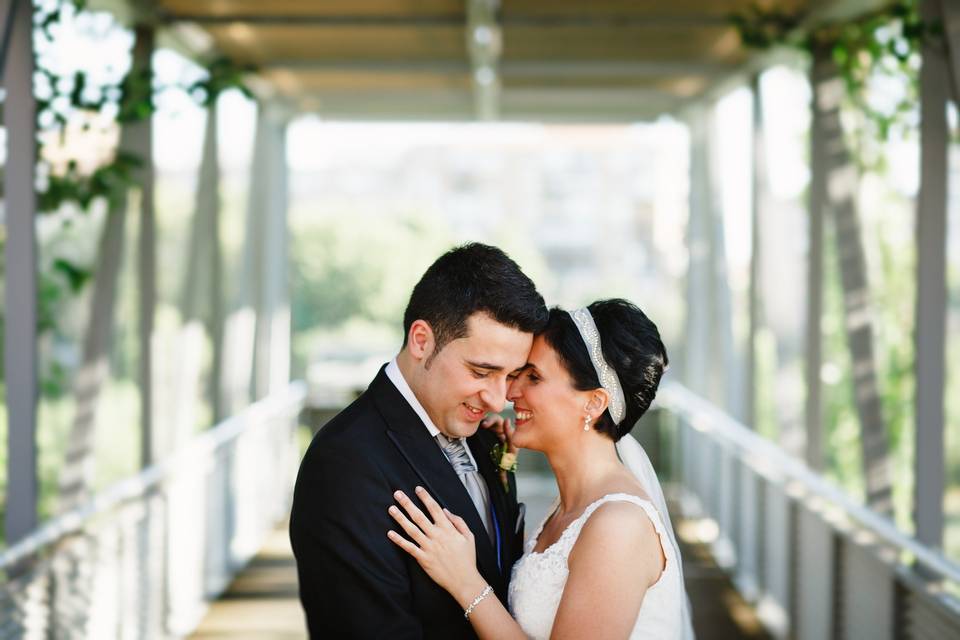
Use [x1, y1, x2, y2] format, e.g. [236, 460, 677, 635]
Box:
[653, 381, 960, 640]
[0, 382, 306, 639]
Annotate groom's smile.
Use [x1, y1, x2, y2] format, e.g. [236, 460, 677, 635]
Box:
[462, 402, 485, 421]
[407, 311, 533, 440]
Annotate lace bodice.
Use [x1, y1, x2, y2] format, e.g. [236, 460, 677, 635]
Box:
[507, 493, 685, 639]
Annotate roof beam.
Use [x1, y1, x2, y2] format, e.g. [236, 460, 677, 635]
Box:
[260, 59, 734, 75]
[161, 13, 730, 27]
[466, 0, 501, 120]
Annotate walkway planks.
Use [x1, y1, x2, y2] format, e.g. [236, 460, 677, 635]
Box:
[189, 524, 306, 639]
[192, 511, 769, 639]
[677, 523, 771, 640]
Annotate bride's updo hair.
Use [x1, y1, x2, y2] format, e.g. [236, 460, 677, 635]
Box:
[540, 299, 668, 441]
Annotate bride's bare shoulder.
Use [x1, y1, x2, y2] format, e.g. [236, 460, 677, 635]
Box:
[568, 497, 666, 581]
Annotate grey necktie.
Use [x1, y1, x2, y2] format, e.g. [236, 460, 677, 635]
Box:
[435, 434, 494, 542]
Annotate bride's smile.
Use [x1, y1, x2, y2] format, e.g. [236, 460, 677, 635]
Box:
[506, 335, 591, 452]
[513, 408, 533, 425]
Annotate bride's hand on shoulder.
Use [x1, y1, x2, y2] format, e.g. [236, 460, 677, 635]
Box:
[387, 486, 485, 599]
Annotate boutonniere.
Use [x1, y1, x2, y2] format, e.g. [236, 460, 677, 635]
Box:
[490, 442, 518, 490]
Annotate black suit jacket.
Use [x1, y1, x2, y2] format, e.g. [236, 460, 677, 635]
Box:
[290, 366, 525, 638]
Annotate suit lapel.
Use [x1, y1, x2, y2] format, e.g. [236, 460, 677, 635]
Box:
[467, 434, 514, 572]
[369, 369, 501, 581]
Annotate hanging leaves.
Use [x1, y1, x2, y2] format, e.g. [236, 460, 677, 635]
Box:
[33, 1, 254, 217]
[16, 0, 255, 373]
[730, 0, 942, 147]
[189, 56, 256, 107]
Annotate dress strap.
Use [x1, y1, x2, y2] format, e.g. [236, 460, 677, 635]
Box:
[570, 493, 674, 563]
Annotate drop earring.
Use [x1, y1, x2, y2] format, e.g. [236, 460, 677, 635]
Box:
[583, 415, 591, 431]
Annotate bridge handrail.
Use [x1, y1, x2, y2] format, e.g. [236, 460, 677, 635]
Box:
[657, 381, 960, 587]
[0, 382, 307, 570]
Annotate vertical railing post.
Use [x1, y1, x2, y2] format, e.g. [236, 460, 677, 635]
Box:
[805, 47, 829, 472]
[250, 104, 291, 400]
[130, 23, 156, 468]
[747, 73, 767, 432]
[2, 0, 39, 545]
[684, 107, 714, 398]
[913, 0, 949, 549]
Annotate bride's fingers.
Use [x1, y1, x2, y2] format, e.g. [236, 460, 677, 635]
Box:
[503, 418, 516, 450]
[393, 490, 435, 532]
[387, 530, 424, 560]
[388, 505, 427, 545]
[443, 508, 473, 539]
[413, 486, 448, 528]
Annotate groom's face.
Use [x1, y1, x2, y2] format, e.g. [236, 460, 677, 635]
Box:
[417, 312, 532, 439]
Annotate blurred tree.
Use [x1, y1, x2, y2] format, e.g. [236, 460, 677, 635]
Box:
[289, 210, 454, 354]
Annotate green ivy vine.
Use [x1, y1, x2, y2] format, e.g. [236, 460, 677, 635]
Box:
[1, 0, 253, 393]
[731, 0, 942, 151]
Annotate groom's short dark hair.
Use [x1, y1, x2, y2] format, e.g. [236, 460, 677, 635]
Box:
[403, 243, 548, 355]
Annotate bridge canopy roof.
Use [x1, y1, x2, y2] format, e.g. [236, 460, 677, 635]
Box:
[148, 0, 885, 121]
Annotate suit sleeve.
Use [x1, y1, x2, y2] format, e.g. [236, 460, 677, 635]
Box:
[290, 442, 422, 639]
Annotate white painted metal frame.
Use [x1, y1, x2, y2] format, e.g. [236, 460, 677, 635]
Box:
[2, 0, 39, 545]
[0, 383, 306, 637]
[913, 0, 951, 550]
[466, 0, 501, 120]
[683, 106, 714, 398]
[248, 104, 291, 400]
[746, 73, 766, 432]
[804, 45, 830, 472]
[131, 23, 156, 469]
[656, 382, 960, 639]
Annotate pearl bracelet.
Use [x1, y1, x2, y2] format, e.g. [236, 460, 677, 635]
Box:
[463, 584, 493, 620]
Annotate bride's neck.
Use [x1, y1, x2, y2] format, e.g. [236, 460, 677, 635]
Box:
[547, 434, 621, 515]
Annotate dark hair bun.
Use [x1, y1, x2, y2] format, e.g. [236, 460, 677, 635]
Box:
[541, 299, 668, 441]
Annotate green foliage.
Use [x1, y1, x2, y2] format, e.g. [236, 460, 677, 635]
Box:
[821, 224, 866, 501]
[188, 56, 256, 107]
[12, 0, 255, 396]
[0, 378, 142, 544]
[731, 0, 939, 149]
[32, 1, 254, 215]
[729, 4, 806, 49]
[290, 211, 454, 334]
[39, 152, 142, 212]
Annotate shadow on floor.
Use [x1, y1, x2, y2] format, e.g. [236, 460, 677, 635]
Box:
[192, 514, 771, 639]
[189, 524, 306, 640]
[676, 519, 771, 640]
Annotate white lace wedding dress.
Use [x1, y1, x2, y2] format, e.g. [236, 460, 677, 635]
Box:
[507, 493, 685, 640]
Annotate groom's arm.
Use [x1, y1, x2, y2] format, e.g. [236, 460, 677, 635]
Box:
[290, 443, 422, 639]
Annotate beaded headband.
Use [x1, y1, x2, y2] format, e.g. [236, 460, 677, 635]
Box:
[569, 307, 626, 425]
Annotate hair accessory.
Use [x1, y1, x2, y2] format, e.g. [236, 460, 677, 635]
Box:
[570, 307, 626, 425]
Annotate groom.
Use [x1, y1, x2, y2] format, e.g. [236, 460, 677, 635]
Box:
[289, 243, 548, 638]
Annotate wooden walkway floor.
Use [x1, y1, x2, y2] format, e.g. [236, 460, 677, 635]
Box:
[677, 524, 770, 640]
[189, 525, 306, 640]
[189, 514, 769, 639]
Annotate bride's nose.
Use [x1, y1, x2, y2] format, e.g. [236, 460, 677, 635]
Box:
[507, 377, 523, 402]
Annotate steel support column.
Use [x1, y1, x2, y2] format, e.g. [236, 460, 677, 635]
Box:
[2, 0, 38, 544]
[914, 0, 950, 548]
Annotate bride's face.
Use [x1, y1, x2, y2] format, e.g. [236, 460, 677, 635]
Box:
[507, 335, 588, 452]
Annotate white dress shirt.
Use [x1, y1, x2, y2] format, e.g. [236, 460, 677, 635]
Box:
[385, 358, 494, 539]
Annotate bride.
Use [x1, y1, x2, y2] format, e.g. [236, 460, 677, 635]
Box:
[387, 299, 695, 639]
